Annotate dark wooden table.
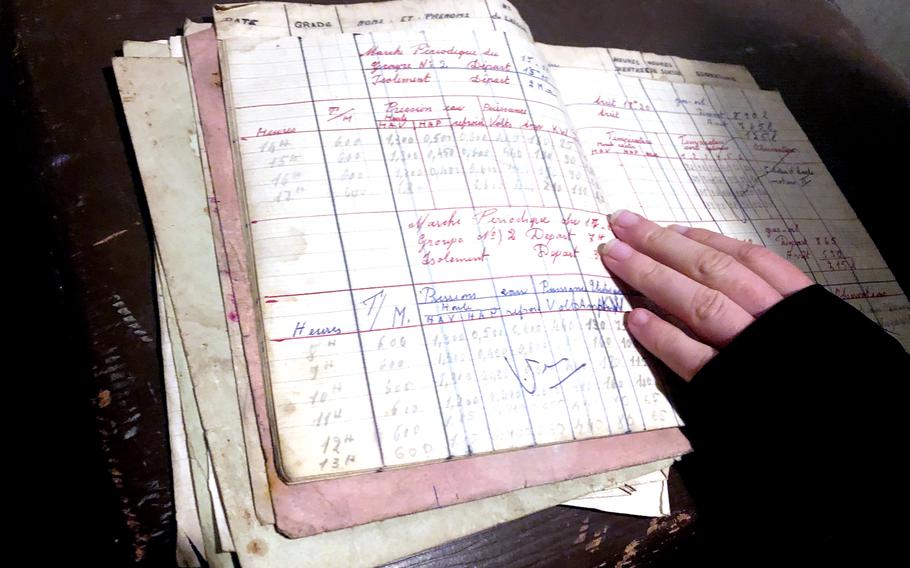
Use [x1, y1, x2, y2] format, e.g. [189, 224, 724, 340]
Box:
[6, 1, 907, 565]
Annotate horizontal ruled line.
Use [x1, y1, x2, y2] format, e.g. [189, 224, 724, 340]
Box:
[233, 64, 559, 87]
[252, 203, 608, 225]
[240, 121, 578, 141]
[263, 271, 622, 300]
[270, 305, 626, 342]
[235, 92, 564, 114]
[248, 203, 862, 227]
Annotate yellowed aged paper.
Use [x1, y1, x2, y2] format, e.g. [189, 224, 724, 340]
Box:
[198, 0, 532, 513]
[156, 267, 205, 567]
[116, 54, 682, 566]
[535, 44, 760, 88]
[157, 259, 235, 567]
[182, 31, 276, 526]
[550, 64, 910, 346]
[125, 38, 233, 561]
[219, 26, 682, 482]
[115, 55, 268, 564]
[122, 40, 171, 58]
[124, 33, 253, 548]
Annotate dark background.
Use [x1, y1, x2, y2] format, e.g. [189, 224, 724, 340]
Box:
[4, 0, 907, 565]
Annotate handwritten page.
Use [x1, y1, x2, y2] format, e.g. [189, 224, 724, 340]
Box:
[549, 63, 910, 345]
[119, 2, 910, 560]
[204, 0, 531, 520]
[221, 27, 682, 482]
[196, 24, 689, 540]
[208, 0, 535, 512]
[117, 52, 689, 565]
[213, 1, 760, 88]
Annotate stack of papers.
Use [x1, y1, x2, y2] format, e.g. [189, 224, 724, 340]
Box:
[113, 2, 909, 565]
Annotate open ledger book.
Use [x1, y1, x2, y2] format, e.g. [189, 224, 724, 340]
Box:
[219, 0, 908, 483]
[113, 0, 909, 565]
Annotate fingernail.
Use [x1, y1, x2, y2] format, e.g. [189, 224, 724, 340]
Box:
[608, 209, 639, 228]
[598, 239, 634, 260]
[668, 224, 689, 235]
[627, 309, 650, 327]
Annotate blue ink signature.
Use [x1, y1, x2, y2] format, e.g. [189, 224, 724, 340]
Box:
[504, 356, 587, 394]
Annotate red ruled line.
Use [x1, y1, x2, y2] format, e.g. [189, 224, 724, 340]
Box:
[235, 93, 564, 114]
[239, 121, 577, 141]
[251, 203, 610, 225]
[240, 131, 301, 141]
[267, 290, 905, 342]
[270, 305, 624, 342]
[263, 271, 617, 300]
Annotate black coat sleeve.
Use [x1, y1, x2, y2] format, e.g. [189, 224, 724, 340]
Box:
[667, 284, 909, 561]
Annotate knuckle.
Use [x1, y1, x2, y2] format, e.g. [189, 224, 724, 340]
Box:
[691, 288, 728, 323]
[641, 226, 671, 250]
[637, 260, 664, 286]
[685, 228, 708, 241]
[684, 227, 711, 244]
[693, 250, 735, 279]
[737, 280, 774, 306]
[737, 243, 774, 266]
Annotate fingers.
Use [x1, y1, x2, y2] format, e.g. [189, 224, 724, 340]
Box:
[608, 210, 783, 316]
[668, 224, 813, 297]
[599, 238, 754, 346]
[598, 211, 811, 378]
[625, 308, 717, 380]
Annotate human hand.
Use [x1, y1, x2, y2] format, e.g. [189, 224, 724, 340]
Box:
[598, 210, 813, 380]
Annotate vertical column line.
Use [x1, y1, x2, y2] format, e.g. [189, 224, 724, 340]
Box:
[734, 89, 860, 296]
[608, 79, 690, 219]
[335, 6, 344, 32]
[283, 4, 292, 35]
[671, 82, 820, 282]
[352, 34, 452, 458]
[297, 37, 385, 465]
[416, 30, 537, 446]
[503, 32, 639, 431]
[637, 81, 725, 231]
[461, 320, 496, 451]
[483, 0, 498, 31]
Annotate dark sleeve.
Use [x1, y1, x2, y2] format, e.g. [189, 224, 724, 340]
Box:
[668, 284, 909, 561]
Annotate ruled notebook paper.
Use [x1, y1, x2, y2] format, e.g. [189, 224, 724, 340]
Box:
[223, 29, 681, 481]
[546, 63, 910, 343]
